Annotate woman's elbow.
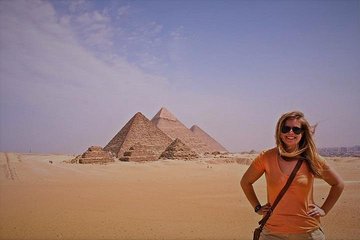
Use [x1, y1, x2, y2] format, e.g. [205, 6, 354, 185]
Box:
[337, 180, 345, 192]
[240, 176, 250, 189]
[331, 178, 345, 194]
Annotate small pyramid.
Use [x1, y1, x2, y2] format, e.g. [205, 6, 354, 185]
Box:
[151, 107, 209, 154]
[160, 138, 199, 160]
[104, 112, 173, 161]
[70, 146, 115, 164]
[119, 142, 161, 162]
[190, 125, 227, 152]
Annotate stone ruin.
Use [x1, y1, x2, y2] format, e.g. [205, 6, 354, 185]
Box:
[160, 138, 199, 160]
[70, 146, 115, 164]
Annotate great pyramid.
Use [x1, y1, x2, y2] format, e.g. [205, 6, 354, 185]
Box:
[160, 138, 199, 160]
[190, 125, 227, 152]
[104, 112, 173, 161]
[151, 107, 212, 154]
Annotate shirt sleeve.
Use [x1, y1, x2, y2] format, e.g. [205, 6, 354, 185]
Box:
[251, 150, 266, 172]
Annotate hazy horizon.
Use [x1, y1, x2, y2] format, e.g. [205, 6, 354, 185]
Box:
[1, 0, 359, 154]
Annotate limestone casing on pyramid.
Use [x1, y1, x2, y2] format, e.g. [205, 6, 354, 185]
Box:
[190, 125, 227, 152]
[160, 138, 199, 160]
[151, 107, 222, 154]
[104, 112, 173, 160]
[152, 106, 178, 121]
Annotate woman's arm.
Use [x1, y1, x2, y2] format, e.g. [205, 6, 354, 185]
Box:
[240, 164, 270, 215]
[308, 165, 345, 217]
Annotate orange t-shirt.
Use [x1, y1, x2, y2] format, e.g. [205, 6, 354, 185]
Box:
[252, 147, 323, 233]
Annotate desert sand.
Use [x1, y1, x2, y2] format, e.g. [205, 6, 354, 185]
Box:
[0, 152, 359, 240]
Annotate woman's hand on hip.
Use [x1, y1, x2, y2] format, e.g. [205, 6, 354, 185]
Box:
[257, 203, 271, 215]
[307, 203, 326, 217]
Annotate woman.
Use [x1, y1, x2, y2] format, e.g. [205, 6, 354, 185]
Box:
[241, 111, 344, 240]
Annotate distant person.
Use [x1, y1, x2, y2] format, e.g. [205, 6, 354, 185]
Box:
[241, 111, 344, 240]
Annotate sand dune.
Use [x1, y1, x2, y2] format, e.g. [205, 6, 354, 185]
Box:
[0, 152, 359, 239]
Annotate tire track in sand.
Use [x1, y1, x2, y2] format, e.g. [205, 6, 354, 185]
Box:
[4, 153, 19, 180]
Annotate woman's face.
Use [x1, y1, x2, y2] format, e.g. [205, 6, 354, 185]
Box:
[280, 118, 303, 152]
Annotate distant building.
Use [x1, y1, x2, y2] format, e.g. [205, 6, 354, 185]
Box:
[318, 145, 360, 157]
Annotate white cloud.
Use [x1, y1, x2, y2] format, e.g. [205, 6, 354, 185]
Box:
[58, 2, 167, 73]
[64, 10, 114, 51]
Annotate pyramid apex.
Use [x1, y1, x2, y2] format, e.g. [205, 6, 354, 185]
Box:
[130, 112, 147, 122]
[134, 112, 144, 116]
[152, 107, 177, 121]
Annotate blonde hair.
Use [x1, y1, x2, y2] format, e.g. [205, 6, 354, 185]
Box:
[275, 111, 323, 177]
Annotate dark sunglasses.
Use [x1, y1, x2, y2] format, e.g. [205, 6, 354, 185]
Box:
[281, 126, 303, 135]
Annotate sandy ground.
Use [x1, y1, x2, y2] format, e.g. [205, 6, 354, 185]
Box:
[0, 152, 359, 240]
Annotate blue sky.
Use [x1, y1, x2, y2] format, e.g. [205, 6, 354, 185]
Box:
[0, 0, 359, 154]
